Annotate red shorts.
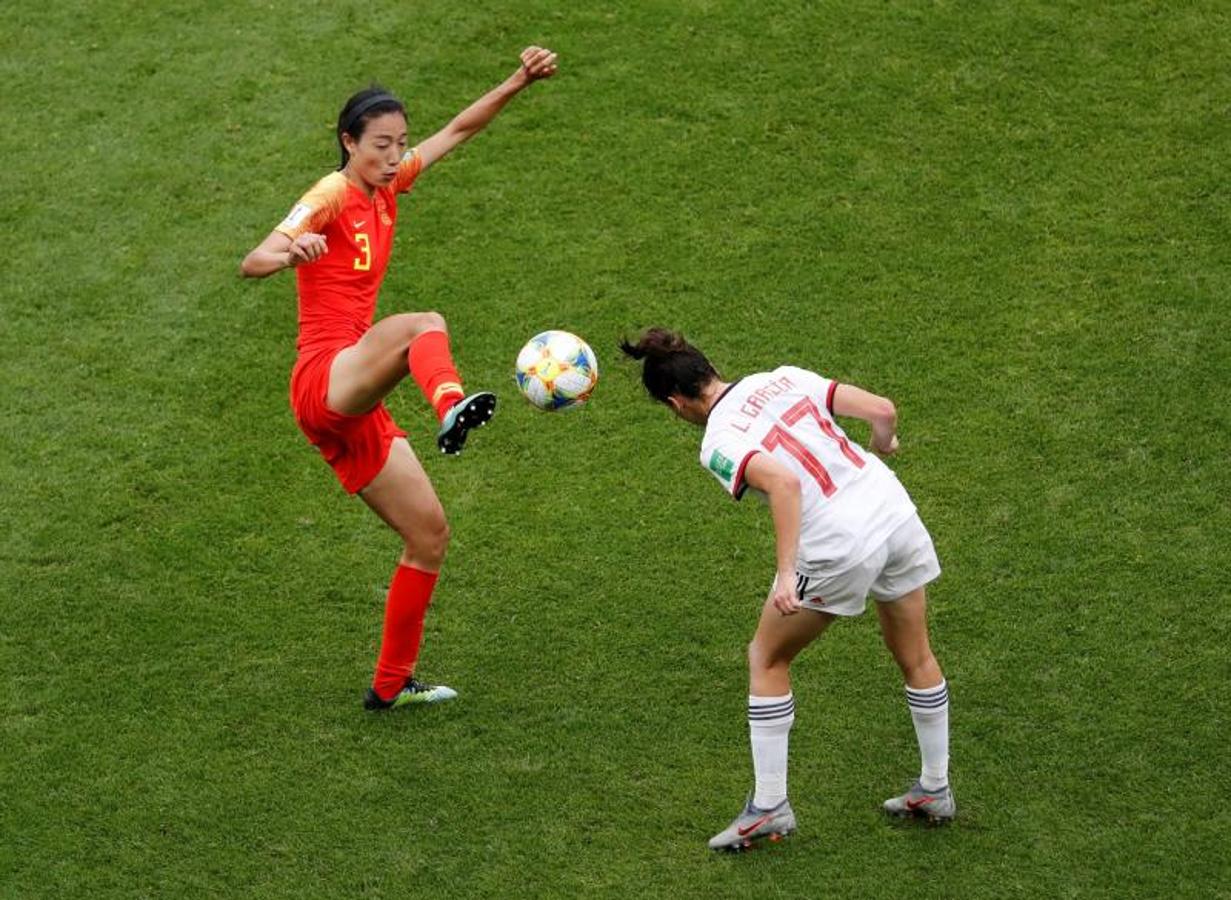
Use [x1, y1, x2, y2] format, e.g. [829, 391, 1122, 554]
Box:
[290, 347, 406, 494]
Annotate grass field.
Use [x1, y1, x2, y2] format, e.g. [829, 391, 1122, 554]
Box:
[2, 1, 1229, 896]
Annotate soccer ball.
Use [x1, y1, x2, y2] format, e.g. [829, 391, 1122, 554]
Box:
[515, 330, 599, 411]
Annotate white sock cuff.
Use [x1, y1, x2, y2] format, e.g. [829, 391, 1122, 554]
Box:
[905, 679, 948, 713]
[749, 692, 793, 705]
[748, 693, 795, 726]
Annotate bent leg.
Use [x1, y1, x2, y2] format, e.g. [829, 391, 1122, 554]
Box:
[875, 586, 942, 689]
[360, 438, 449, 569]
[743, 600, 836, 810]
[748, 599, 836, 697]
[327, 311, 449, 416]
[360, 438, 450, 699]
[877, 587, 950, 791]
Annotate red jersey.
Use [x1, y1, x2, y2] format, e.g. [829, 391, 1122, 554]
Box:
[275, 150, 424, 352]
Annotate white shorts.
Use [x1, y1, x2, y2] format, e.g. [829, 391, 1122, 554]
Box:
[790, 514, 941, 617]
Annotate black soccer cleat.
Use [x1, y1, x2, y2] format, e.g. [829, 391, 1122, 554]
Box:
[436, 392, 497, 455]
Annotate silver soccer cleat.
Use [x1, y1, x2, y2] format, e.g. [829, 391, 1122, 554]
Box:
[883, 780, 956, 823]
[708, 797, 797, 851]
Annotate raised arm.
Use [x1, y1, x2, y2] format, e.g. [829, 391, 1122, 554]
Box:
[743, 453, 804, 616]
[414, 45, 558, 170]
[832, 384, 898, 455]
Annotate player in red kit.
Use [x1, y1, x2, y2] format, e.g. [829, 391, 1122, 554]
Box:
[241, 46, 558, 710]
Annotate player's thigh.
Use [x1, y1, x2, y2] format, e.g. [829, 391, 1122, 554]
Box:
[871, 515, 941, 665]
[358, 437, 447, 541]
[328, 312, 446, 415]
[749, 597, 836, 669]
[875, 586, 933, 668]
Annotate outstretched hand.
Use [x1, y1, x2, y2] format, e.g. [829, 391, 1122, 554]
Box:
[520, 46, 559, 81]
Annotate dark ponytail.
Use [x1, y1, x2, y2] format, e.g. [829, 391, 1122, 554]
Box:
[336, 86, 406, 169]
[620, 328, 719, 403]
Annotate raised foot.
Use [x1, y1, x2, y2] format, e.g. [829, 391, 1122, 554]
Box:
[437, 392, 497, 455]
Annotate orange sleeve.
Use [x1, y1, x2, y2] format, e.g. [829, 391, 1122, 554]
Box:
[274, 172, 348, 239]
[390, 148, 424, 195]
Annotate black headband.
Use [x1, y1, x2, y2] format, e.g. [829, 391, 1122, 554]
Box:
[340, 93, 400, 135]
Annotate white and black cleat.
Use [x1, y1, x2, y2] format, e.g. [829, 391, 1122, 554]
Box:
[436, 392, 497, 455]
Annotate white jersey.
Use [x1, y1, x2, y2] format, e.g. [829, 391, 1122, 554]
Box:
[700, 366, 917, 575]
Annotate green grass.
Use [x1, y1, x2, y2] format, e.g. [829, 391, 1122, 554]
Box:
[2, 0, 1229, 896]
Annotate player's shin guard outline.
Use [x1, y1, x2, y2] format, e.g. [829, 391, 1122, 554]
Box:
[372, 564, 438, 700]
[748, 693, 795, 810]
[408, 329, 465, 421]
[905, 680, 949, 791]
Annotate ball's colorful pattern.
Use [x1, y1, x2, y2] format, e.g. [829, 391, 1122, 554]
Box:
[515, 330, 599, 411]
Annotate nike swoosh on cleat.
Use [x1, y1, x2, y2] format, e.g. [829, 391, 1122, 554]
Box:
[737, 814, 773, 837]
[906, 797, 934, 810]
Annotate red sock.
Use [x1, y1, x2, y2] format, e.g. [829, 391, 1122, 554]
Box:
[372, 564, 439, 700]
[408, 329, 465, 422]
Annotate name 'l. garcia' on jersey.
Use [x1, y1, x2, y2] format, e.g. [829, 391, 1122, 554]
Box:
[700, 366, 918, 574]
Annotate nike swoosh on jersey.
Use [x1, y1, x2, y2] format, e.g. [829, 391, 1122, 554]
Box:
[353, 220, 366, 228]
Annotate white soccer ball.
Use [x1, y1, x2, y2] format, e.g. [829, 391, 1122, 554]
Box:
[514, 330, 599, 411]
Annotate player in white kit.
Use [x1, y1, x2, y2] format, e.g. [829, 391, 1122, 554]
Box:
[620, 328, 955, 851]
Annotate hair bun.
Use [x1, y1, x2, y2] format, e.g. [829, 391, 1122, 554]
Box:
[620, 327, 686, 359]
[619, 327, 718, 403]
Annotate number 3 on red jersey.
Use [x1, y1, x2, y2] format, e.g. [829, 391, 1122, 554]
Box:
[761, 397, 864, 498]
[353, 232, 371, 271]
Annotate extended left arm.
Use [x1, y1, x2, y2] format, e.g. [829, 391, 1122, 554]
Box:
[415, 46, 558, 170]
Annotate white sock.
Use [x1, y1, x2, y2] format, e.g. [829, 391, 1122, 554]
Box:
[748, 693, 795, 809]
[906, 680, 949, 791]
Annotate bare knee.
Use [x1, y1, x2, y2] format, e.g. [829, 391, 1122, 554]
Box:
[420, 515, 451, 565]
[403, 311, 447, 341]
[377, 312, 449, 354]
[400, 509, 451, 569]
[895, 649, 942, 687]
[748, 638, 793, 677]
